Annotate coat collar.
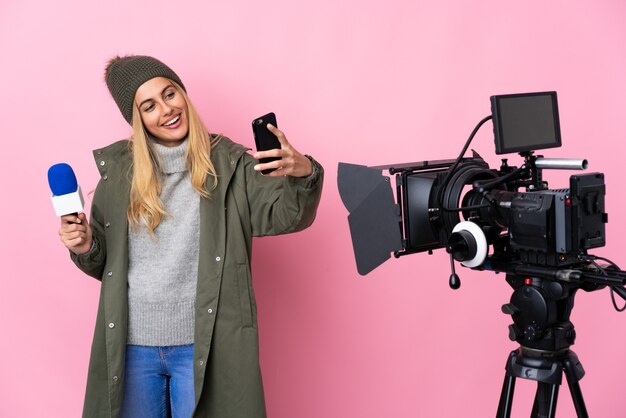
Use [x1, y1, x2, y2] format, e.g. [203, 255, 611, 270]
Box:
[92, 135, 249, 181]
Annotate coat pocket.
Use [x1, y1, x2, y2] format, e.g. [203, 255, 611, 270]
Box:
[236, 263, 254, 327]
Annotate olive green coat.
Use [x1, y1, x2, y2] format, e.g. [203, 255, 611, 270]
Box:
[71, 137, 323, 417]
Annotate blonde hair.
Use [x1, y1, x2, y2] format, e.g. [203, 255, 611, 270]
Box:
[127, 81, 220, 233]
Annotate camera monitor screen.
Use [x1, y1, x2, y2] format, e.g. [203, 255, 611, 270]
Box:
[491, 91, 561, 155]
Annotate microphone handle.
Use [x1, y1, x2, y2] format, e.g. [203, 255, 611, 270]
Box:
[65, 212, 79, 224]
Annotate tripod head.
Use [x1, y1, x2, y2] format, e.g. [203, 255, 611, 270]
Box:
[468, 252, 626, 352]
[502, 274, 579, 352]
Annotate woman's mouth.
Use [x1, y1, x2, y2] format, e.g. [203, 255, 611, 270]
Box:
[162, 115, 181, 128]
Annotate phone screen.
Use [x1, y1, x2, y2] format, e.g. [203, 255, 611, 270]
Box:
[252, 112, 281, 174]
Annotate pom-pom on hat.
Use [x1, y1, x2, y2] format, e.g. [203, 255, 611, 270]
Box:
[105, 55, 186, 124]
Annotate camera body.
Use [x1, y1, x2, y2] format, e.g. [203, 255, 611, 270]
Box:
[399, 156, 607, 269]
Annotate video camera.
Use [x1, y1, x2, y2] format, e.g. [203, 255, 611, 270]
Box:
[338, 92, 626, 416]
[339, 92, 614, 283]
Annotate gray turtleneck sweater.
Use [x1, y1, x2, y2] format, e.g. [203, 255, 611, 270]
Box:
[127, 140, 200, 346]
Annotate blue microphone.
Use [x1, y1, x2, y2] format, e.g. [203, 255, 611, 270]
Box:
[48, 163, 84, 216]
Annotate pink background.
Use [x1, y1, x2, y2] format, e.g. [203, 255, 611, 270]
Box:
[1, 1, 625, 417]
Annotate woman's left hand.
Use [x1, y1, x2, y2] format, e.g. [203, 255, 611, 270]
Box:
[253, 124, 313, 178]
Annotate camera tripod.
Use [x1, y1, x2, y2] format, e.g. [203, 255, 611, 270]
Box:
[495, 274, 590, 418]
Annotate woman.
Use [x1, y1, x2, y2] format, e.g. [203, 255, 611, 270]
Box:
[59, 55, 323, 418]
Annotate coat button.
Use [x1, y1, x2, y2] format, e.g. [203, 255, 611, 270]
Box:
[97, 150, 102, 155]
[208, 309, 213, 314]
[105, 222, 111, 228]
[100, 160, 106, 166]
[198, 360, 204, 366]
[103, 175, 108, 180]
[108, 323, 115, 328]
[112, 376, 119, 382]
[215, 256, 221, 262]
[107, 271, 113, 277]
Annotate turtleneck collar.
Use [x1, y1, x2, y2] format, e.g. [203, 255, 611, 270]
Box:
[152, 139, 188, 174]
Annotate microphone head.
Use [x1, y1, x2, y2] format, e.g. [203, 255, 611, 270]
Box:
[48, 163, 78, 195]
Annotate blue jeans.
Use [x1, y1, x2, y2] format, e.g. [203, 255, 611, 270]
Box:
[120, 344, 195, 418]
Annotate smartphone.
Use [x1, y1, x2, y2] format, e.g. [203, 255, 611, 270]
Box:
[252, 112, 281, 174]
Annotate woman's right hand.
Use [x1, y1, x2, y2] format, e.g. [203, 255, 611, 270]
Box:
[59, 213, 93, 255]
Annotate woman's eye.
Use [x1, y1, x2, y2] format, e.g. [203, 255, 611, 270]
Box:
[143, 103, 155, 112]
[165, 91, 175, 100]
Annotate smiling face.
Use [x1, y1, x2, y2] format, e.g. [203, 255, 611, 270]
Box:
[134, 77, 189, 146]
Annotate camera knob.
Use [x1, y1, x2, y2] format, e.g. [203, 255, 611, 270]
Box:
[525, 324, 541, 342]
[501, 303, 519, 316]
[508, 324, 522, 341]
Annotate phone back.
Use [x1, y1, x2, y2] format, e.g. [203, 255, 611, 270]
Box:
[252, 112, 281, 174]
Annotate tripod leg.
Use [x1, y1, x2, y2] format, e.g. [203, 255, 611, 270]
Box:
[496, 374, 516, 418]
[530, 382, 559, 418]
[562, 358, 589, 418]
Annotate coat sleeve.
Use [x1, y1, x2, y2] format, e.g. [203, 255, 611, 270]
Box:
[69, 179, 107, 280]
[243, 152, 324, 237]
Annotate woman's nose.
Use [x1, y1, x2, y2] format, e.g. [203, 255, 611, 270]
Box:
[161, 102, 173, 115]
